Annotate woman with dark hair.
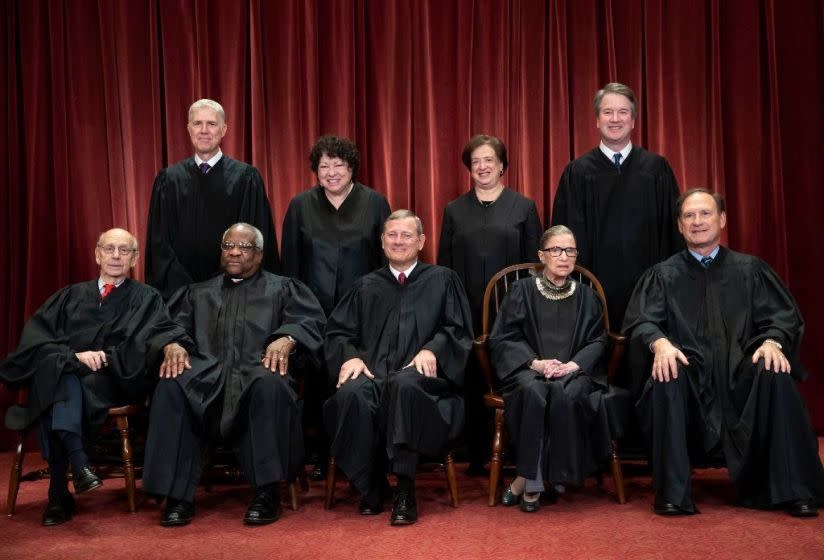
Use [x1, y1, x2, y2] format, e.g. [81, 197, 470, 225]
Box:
[281, 135, 391, 477]
[489, 226, 612, 512]
[438, 134, 542, 474]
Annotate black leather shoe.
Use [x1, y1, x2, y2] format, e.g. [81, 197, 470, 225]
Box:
[358, 497, 384, 515]
[520, 494, 541, 513]
[42, 494, 76, 526]
[72, 466, 102, 494]
[390, 492, 418, 525]
[653, 499, 697, 516]
[501, 485, 522, 507]
[787, 499, 818, 518]
[244, 487, 282, 525]
[161, 500, 195, 527]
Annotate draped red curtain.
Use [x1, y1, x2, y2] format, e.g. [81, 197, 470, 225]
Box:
[2, 0, 823, 445]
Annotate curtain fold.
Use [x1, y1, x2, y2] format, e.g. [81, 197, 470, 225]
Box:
[2, 0, 823, 444]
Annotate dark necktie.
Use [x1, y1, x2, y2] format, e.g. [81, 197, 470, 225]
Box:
[199, 162, 211, 174]
[612, 153, 622, 171]
[101, 283, 116, 299]
[398, 272, 407, 285]
[701, 256, 714, 269]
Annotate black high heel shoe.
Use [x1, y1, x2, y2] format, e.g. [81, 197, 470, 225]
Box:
[502, 485, 522, 507]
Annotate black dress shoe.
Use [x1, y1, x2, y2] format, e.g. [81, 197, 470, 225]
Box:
[653, 499, 697, 516]
[244, 486, 282, 525]
[42, 494, 76, 526]
[390, 492, 418, 525]
[161, 500, 195, 527]
[501, 485, 522, 507]
[358, 496, 384, 515]
[787, 499, 819, 518]
[520, 494, 541, 513]
[72, 466, 102, 494]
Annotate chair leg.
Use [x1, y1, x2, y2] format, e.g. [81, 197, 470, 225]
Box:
[298, 467, 309, 493]
[444, 452, 459, 507]
[610, 440, 626, 504]
[115, 416, 137, 513]
[488, 408, 506, 506]
[324, 456, 336, 510]
[6, 431, 25, 517]
[289, 481, 300, 511]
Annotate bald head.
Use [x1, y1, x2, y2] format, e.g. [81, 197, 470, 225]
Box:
[95, 228, 139, 284]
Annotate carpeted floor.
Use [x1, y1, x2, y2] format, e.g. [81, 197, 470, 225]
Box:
[0, 444, 822, 560]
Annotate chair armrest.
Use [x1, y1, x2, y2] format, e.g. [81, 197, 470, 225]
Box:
[473, 335, 496, 394]
[606, 331, 627, 385]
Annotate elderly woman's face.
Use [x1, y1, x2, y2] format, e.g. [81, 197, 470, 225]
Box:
[539, 233, 577, 283]
[317, 154, 353, 195]
[469, 144, 503, 190]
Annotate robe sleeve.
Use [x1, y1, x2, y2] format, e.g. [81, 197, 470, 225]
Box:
[324, 282, 365, 382]
[421, 271, 474, 386]
[436, 206, 454, 268]
[488, 282, 537, 381]
[241, 167, 281, 274]
[522, 201, 543, 261]
[551, 166, 591, 267]
[145, 285, 196, 373]
[144, 170, 195, 300]
[270, 278, 326, 368]
[746, 259, 806, 379]
[656, 161, 685, 258]
[568, 289, 608, 379]
[280, 197, 302, 279]
[102, 288, 167, 383]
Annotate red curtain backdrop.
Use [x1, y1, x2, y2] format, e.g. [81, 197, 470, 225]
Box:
[2, 0, 823, 443]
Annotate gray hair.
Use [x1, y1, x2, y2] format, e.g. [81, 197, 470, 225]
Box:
[540, 225, 576, 248]
[222, 223, 264, 250]
[97, 228, 138, 251]
[384, 209, 423, 236]
[594, 83, 637, 118]
[188, 99, 226, 123]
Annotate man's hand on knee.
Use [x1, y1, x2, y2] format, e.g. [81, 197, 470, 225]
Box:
[651, 338, 688, 383]
[752, 340, 791, 374]
[160, 343, 191, 379]
[337, 358, 373, 388]
[262, 336, 296, 376]
[407, 349, 437, 377]
[75, 350, 108, 372]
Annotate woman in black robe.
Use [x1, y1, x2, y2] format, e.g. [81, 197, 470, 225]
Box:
[281, 135, 391, 475]
[489, 226, 610, 512]
[438, 134, 543, 473]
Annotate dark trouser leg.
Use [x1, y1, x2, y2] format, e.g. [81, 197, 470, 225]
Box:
[645, 374, 695, 511]
[502, 370, 549, 482]
[324, 375, 382, 497]
[39, 375, 86, 498]
[142, 380, 203, 503]
[546, 374, 596, 486]
[732, 364, 824, 507]
[236, 375, 301, 488]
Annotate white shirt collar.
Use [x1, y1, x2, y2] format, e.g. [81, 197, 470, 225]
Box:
[194, 149, 223, 167]
[389, 262, 417, 280]
[688, 245, 720, 263]
[599, 141, 632, 164]
[98, 278, 125, 291]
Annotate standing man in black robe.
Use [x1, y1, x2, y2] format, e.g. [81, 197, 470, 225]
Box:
[551, 83, 682, 330]
[142, 223, 325, 527]
[324, 210, 473, 525]
[145, 98, 280, 300]
[623, 189, 824, 517]
[0, 228, 165, 526]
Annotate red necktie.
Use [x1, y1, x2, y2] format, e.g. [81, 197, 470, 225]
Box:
[398, 272, 407, 285]
[101, 283, 116, 299]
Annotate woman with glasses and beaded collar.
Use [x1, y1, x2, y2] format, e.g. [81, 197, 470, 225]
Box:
[488, 225, 613, 513]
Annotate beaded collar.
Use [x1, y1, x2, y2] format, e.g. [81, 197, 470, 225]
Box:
[534, 274, 576, 301]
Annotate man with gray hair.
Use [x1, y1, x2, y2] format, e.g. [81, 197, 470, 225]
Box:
[551, 82, 682, 331]
[142, 223, 325, 527]
[0, 228, 165, 525]
[145, 98, 280, 300]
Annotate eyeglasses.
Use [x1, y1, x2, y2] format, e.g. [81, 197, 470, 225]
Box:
[220, 242, 259, 254]
[97, 244, 137, 256]
[540, 246, 578, 257]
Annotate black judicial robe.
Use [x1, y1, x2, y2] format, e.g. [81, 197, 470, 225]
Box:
[489, 278, 620, 483]
[145, 156, 280, 300]
[438, 188, 542, 334]
[281, 183, 390, 316]
[623, 248, 824, 505]
[145, 271, 325, 438]
[552, 147, 682, 328]
[1, 279, 165, 432]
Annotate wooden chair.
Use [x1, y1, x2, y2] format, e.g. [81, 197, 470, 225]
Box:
[473, 263, 627, 506]
[324, 451, 459, 510]
[6, 389, 142, 516]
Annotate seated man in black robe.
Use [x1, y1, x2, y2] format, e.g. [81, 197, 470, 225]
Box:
[0, 228, 165, 526]
[145, 98, 280, 300]
[324, 210, 473, 525]
[623, 188, 824, 517]
[142, 223, 325, 527]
